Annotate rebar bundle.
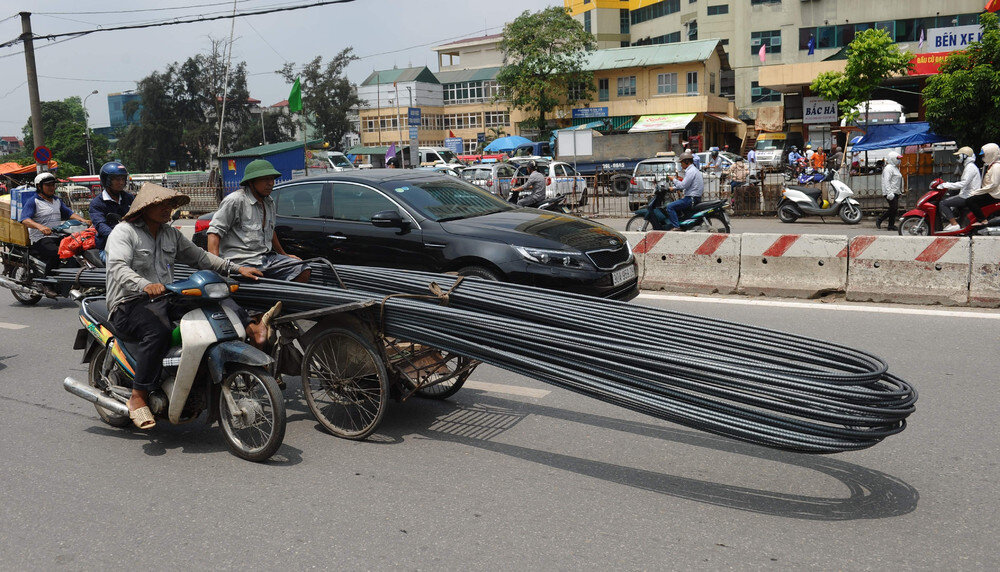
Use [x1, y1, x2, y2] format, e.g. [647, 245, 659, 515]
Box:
[53, 264, 916, 454]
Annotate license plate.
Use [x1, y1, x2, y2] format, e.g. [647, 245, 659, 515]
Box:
[611, 264, 637, 286]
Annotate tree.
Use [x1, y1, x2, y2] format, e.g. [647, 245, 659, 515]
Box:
[496, 7, 597, 135]
[278, 49, 362, 150]
[19, 97, 110, 177]
[923, 12, 1000, 153]
[810, 28, 913, 124]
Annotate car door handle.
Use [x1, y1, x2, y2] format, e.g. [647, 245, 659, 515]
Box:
[326, 234, 347, 240]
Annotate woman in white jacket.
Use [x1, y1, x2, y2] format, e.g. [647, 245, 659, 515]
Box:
[967, 143, 1000, 226]
[876, 152, 903, 231]
[939, 146, 983, 232]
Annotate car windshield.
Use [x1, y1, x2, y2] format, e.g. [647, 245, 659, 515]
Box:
[437, 150, 459, 164]
[387, 178, 513, 221]
[330, 154, 352, 168]
[756, 139, 785, 151]
[636, 162, 676, 175]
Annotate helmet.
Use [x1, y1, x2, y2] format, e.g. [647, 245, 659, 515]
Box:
[240, 159, 281, 185]
[955, 146, 974, 158]
[679, 151, 694, 163]
[806, 144, 812, 149]
[99, 161, 129, 189]
[790, 146, 798, 152]
[527, 159, 537, 171]
[33, 172, 57, 187]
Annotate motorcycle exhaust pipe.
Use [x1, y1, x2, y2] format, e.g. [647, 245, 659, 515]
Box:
[63, 377, 130, 417]
[0, 276, 41, 297]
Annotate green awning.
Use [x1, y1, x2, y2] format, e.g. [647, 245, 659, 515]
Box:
[347, 145, 390, 155]
[219, 139, 322, 158]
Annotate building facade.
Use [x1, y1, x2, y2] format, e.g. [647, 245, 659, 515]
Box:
[107, 91, 142, 130]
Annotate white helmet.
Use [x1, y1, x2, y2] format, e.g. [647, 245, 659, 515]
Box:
[33, 172, 57, 187]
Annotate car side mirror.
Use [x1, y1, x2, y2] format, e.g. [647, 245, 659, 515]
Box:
[371, 209, 406, 229]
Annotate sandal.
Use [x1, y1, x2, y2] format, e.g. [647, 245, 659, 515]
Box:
[129, 405, 156, 430]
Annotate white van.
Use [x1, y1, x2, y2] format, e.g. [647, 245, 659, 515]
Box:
[397, 147, 463, 168]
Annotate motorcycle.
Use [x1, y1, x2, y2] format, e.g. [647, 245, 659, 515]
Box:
[797, 167, 832, 185]
[973, 215, 1000, 236]
[625, 182, 731, 233]
[776, 172, 863, 224]
[783, 157, 808, 182]
[0, 220, 102, 305]
[898, 178, 1000, 236]
[508, 189, 572, 214]
[63, 270, 287, 462]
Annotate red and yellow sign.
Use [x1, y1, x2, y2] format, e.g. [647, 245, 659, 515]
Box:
[228, 159, 236, 171]
[908, 52, 950, 76]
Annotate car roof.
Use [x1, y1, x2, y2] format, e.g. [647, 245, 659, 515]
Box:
[637, 158, 676, 164]
[274, 169, 451, 186]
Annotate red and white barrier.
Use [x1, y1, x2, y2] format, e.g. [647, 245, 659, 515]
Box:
[621, 231, 648, 284]
[633, 231, 740, 294]
[847, 235, 970, 305]
[970, 236, 1000, 308]
[738, 233, 849, 298]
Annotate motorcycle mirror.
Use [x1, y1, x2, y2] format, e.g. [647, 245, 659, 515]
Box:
[171, 209, 182, 222]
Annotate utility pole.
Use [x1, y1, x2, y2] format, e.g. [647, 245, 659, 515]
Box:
[84, 89, 98, 175]
[20, 12, 44, 168]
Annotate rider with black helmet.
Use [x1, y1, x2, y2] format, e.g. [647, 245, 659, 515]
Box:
[511, 160, 547, 207]
[89, 161, 135, 256]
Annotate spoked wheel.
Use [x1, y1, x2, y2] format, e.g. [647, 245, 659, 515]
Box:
[218, 367, 286, 462]
[88, 346, 131, 427]
[838, 202, 863, 224]
[898, 216, 930, 236]
[396, 347, 477, 400]
[777, 203, 800, 223]
[9, 265, 41, 305]
[625, 215, 652, 232]
[301, 324, 389, 440]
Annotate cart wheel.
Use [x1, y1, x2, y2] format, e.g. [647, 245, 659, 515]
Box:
[399, 351, 476, 400]
[10, 265, 41, 306]
[301, 323, 389, 440]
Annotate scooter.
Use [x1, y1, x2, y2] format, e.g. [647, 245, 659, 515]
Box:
[797, 167, 832, 185]
[508, 189, 572, 214]
[898, 178, 1000, 236]
[63, 270, 286, 462]
[0, 220, 102, 305]
[973, 215, 1000, 236]
[776, 172, 862, 224]
[624, 183, 731, 233]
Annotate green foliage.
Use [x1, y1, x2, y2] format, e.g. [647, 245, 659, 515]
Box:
[497, 6, 597, 134]
[278, 49, 362, 150]
[923, 12, 1000, 152]
[810, 28, 912, 123]
[19, 96, 109, 177]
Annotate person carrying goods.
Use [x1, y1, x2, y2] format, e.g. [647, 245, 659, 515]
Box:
[511, 160, 546, 208]
[665, 151, 704, 231]
[938, 147, 982, 232]
[89, 161, 135, 260]
[207, 159, 310, 283]
[103, 183, 268, 429]
[968, 143, 1000, 227]
[19, 172, 89, 278]
[875, 151, 903, 231]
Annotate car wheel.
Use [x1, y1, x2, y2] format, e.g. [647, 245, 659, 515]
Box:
[456, 266, 501, 281]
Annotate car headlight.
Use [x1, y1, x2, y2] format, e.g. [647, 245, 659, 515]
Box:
[203, 282, 231, 299]
[513, 245, 589, 268]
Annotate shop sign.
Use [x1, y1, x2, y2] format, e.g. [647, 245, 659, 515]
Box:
[927, 25, 982, 51]
[572, 107, 608, 119]
[909, 51, 950, 76]
[802, 97, 838, 124]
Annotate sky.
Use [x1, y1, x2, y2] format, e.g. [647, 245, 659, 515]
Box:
[0, 0, 559, 138]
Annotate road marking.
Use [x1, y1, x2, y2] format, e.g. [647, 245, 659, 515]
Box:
[636, 292, 1000, 320]
[464, 380, 550, 398]
[0, 322, 28, 330]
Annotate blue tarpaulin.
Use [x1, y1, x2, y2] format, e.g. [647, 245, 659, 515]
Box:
[484, 135, 532, 153]
[850, 122, 950, 152]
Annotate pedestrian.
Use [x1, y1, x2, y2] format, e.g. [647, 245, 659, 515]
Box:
[804, 144, 814, 161]
[811, 147, 827, 172]
[967, 143, 1000, 227]
[875, 152, 902, 231]
[726, 156, 749, 198]
[747, 147, 757, 178]
[828, 145, 844, 174]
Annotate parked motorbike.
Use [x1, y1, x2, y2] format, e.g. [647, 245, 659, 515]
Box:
[63, 270, 286, 462]
[776, 173, 862, 224]
[796, 167, 832, 185]
[897, 178, 1000, 236]
[508, 189, 572, 214]
[625, 183, 731, 233]
[0, 220, 102, 305]
[783, 158, 808, 182]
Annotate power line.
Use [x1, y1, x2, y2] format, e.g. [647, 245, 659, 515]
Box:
[38, 75, 138, 84]
[34, 0, 264, 16]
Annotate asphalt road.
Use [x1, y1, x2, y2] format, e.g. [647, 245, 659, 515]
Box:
[1, 291, 998, 569]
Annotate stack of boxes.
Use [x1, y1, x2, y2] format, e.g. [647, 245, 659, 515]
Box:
[0, 186, 32, 245]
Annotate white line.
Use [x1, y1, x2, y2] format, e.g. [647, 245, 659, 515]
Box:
[636, 292, 1000, 320]
[0, 322, 28, 330]
[464, 380, 550, 398]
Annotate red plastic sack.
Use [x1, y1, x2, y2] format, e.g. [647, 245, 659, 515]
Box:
[58, 228, 98, 259]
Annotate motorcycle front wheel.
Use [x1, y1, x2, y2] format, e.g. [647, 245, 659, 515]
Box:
[838, 202, 863, 224]
[898, 216, 930, 236]
[218, 367, 286, 462]
[625, 215, 652, 232]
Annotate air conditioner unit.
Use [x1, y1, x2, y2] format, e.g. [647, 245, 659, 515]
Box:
[752, 87, 763, 96]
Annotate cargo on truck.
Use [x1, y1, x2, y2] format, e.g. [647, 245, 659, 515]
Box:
[554, 130, 671, 195]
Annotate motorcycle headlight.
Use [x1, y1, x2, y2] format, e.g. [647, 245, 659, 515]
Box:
[203, 282, 231, 299]
[513, 246, 588, 269]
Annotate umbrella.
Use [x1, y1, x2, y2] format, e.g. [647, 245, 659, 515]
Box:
[484, 135, 532, 153]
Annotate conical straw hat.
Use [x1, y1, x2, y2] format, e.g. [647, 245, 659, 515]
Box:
[123, 182, 191, 221]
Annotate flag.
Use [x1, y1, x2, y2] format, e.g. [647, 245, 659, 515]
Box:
[807, 36, 815, 56]
[918, 29, 925, 49]
[758, 43, 766, 63]
[988, 0, 1000, 13]
[288, 78, 302, 113]
[448, 130, 456, 138]
[385, 143, 396, 163]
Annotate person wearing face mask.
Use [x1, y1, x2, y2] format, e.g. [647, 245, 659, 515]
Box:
[875, 151, 903, 231]
[938, 147, 982, 232]
[967, 143, 1000, 227]
[18, 172, 89, 276]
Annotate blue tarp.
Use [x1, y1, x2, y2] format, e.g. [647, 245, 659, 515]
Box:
[484, 135, 532, 153]
[850, 122, 950, 152]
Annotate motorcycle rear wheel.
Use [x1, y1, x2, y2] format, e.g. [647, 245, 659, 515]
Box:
[898, 216, 930, 236]
[777, 203, 800, 223]
[88, 346, 131, 427]
[218, 366, 286, 462]
[625, 215, 652, 232]
[10, 265, 41, 306]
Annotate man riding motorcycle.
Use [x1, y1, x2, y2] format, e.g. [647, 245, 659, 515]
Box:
[665, 151, 704, 231]
[938, 147, 982, 232]
[19, 172, 89, 280]
[511, 160, 546, 208]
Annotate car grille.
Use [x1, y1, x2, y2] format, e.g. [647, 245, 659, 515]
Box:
[587, 246, 631, 270]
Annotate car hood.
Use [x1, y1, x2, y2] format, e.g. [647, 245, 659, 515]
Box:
[440, 209, 625, 252]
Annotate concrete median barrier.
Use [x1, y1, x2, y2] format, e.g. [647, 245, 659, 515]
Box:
[622, 231, 648, 284]
[737, 233, 848, 298]
[633, 231, 740, 294]
[847, 235, 970, 305]
[970, 236, 1000, 308]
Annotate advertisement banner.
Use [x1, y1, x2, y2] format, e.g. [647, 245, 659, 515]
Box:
[572, 107, 608, 119]
[444, 137, 463, 155]
[802, 96, 838, 124]
[627, 113, 696, 133]
[909, 51, 950, 76]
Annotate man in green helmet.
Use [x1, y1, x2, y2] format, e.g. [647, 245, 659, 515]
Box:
[207, 159, 310, 283]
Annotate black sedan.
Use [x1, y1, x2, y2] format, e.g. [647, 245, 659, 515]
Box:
[194, 170, 638, 299]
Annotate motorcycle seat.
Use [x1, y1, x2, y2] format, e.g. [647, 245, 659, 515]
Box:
[83, 298, 138, 343]
[694, 200, 727, 211]
[788, 185, 823, 201]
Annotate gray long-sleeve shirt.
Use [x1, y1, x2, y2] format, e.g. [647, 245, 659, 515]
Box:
[206, 189, 275, 266]
[105, 219, 235, 314]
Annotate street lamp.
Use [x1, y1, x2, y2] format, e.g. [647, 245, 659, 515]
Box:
[83, 89, 98, 175]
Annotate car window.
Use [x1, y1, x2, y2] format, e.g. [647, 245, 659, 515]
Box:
[553, 164, 567, 177]
[384, 178, 512, 221]
[274, 183, 327, 218]
[635, 162, 675, 175]
[332, 182, 398, 222]
[461, 168, 478, 181]
[564, 165, 579, 176]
